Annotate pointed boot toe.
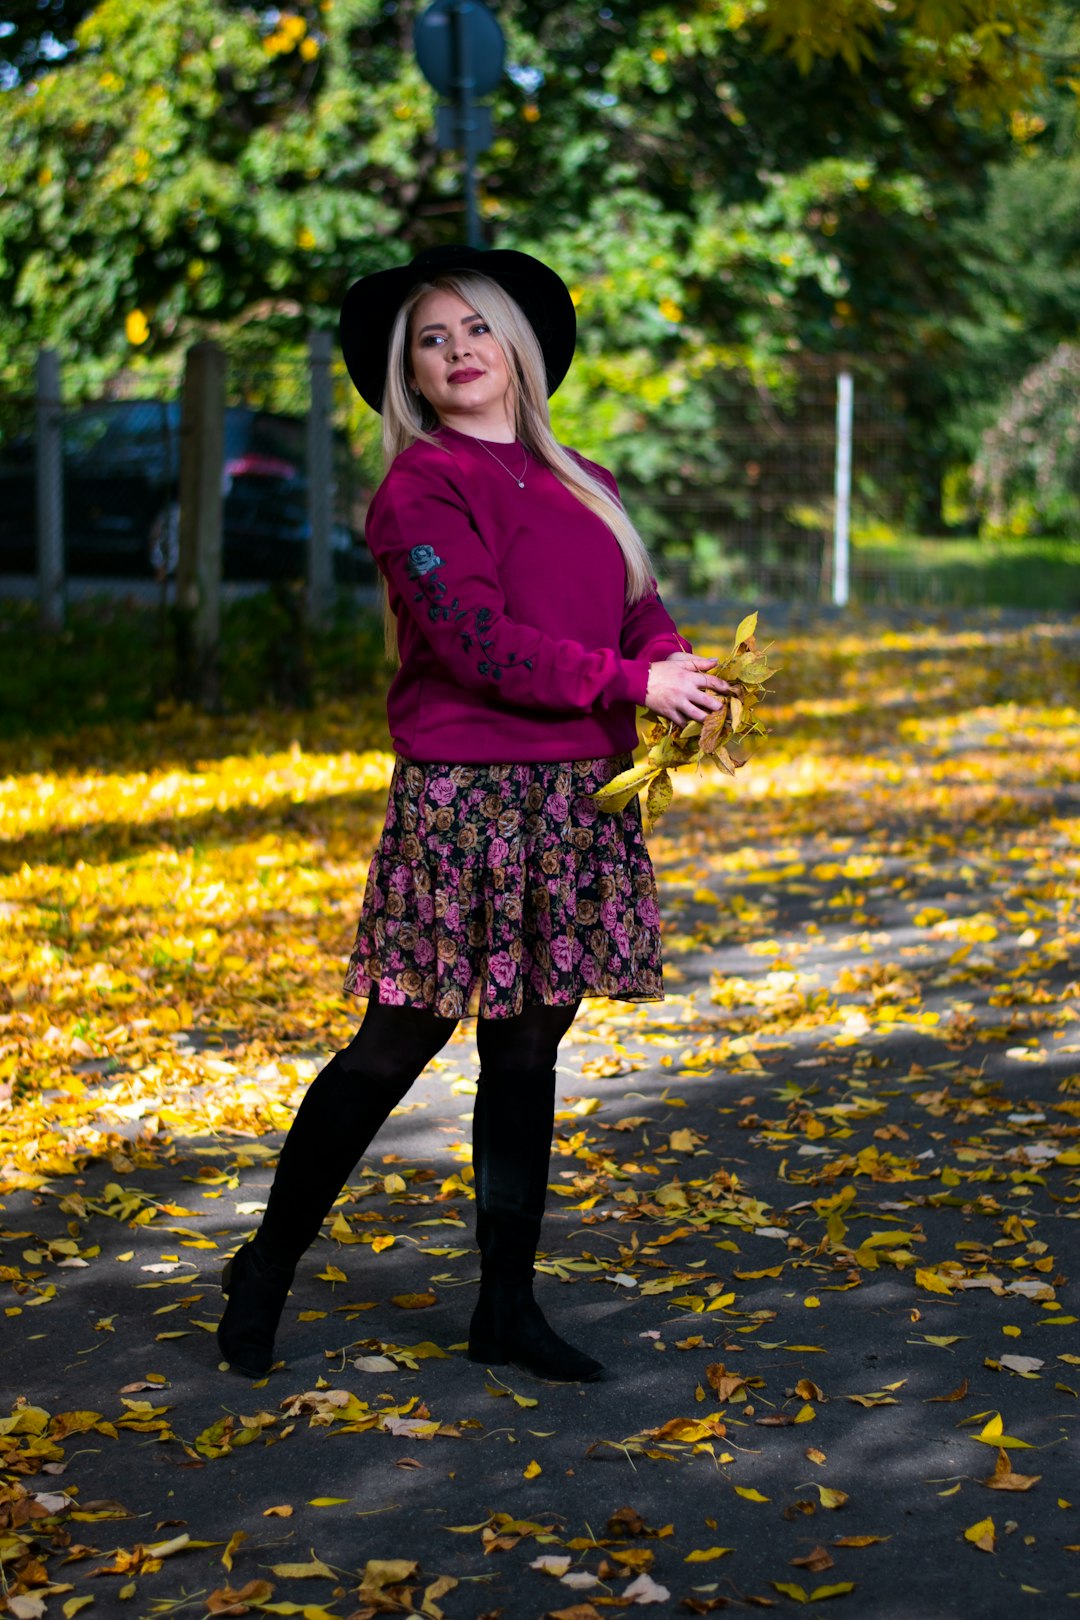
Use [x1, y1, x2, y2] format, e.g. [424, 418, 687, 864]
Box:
[217, 1239, 294, 1378]
[468, 1283, 604, 1383]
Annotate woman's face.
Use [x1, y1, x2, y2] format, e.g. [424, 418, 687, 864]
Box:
[407, 287, 515, 437]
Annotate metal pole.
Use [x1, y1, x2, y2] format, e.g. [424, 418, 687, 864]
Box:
[306, 328, 334, 627]
[36, 348, 65, 630]
[454, 0, 482, 247]
[832, 369, 853, 608]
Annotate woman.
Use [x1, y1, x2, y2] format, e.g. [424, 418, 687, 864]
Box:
[218, 244, 729, 1383]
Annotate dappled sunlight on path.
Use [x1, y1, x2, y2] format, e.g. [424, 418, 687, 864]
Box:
[1, 611, 1078, 1617]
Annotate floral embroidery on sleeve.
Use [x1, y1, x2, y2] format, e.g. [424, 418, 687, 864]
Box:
[406, 549, 533, 683]
[407, 544, 443, 580]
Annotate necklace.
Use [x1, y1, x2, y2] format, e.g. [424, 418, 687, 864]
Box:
[474, 437, 528, 488]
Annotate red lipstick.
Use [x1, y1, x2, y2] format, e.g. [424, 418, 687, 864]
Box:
[448, 368, 484, 383]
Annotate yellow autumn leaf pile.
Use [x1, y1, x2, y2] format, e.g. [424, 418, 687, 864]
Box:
[591, 611, 778, 824]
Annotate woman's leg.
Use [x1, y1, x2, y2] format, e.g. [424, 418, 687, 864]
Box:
[218, 996, 458, 1377]
[469, 1000, 602, 1381]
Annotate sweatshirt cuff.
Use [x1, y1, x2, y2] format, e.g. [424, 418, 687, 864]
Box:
[636, 632, 689, 663]
[604, 657, 652, 709]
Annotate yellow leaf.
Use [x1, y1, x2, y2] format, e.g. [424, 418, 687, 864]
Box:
[269, 1557, 337, 1579]
[733, 610, 758, 648]
[392, 1291, 437, 1309]
[222, 1529, 246, 1571]
[915, 1268, 953, 1295]
[63, 1601, 95, 1619]
[685, 1547, 733, 1561]
[817, 1486, 849, 1509]
[669, 1128, 699, 1153]
[982, 1449, 1041, 1492]
[358, 1561, 419, 1599]
[771, 1582, 809, 1602]
[734, 1486, 770, 1502]
[523, 1460, 541, 1479]
[974, 1413, 1032, 1449]
[794, 1404, 816, 1424]
[591, 760, 663, 813]
[308, 1497, 351, 1506]
[964, 1516, 996, 1552]
[645, 768, 674, 825]
[263, 1505, 293, 1517]
[810, 1584, 857, 1601]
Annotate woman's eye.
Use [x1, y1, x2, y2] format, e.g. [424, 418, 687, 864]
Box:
[470, 323, 489, 335]
[419, 334, 444, 347]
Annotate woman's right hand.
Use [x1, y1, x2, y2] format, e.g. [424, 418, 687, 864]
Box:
[645, 654, 735, 726]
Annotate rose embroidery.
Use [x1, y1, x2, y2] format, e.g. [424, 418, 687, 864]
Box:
[407, 544, 443, 579]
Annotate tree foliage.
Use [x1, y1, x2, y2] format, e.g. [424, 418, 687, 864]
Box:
[0, 0, 1075, 513]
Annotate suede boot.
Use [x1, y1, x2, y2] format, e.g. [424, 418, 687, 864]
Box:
[217, 1236, 296, 1379]
[217, 1049, 410, 1378]
[467, 1067, 603, 1382]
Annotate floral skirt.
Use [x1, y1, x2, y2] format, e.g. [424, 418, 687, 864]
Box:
[343, 755, 664, 1020]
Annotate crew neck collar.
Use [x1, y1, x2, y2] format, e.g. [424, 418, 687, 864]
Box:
[436, 423, 522, 449]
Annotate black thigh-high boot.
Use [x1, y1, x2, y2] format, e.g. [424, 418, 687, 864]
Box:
[218, 999, 457, 1378]
[467, 1052, 603, 1383]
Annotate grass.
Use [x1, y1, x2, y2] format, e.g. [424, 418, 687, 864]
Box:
[849, 532, 1080, 610]
[2, 541, 1077, 746]
[0, 589, 386, 741]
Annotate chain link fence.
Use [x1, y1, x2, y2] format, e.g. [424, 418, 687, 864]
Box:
[0, 345, 377, 608]
[0, 346, 968, 613]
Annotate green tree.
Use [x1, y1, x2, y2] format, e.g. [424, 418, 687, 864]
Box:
[0, 0, 1072, 528]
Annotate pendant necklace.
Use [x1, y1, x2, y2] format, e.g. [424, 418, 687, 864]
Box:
[474, 437, 528, 488]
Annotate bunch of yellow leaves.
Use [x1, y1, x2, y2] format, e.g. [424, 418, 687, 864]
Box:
[592, 611, 777, 825]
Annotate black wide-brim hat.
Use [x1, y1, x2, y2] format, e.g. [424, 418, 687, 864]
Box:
[339, 244, 577, 413]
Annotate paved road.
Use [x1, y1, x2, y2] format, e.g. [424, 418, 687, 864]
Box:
[1, 624, 1078, 1620]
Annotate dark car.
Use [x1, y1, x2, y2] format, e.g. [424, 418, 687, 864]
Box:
[0, 400, 372, 583]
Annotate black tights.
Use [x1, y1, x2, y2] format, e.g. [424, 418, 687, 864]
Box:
[258, 996, 579, 1267]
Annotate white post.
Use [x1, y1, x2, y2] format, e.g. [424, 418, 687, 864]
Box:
[306, 328, 334, 626]
[832, 369, 853, 608]
[36, 348, 65, 630]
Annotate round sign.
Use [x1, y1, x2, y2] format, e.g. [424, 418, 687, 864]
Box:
[414, 0, 505, 98]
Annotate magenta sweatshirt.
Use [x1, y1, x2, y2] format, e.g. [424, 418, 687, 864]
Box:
[364, 425, 691, 763]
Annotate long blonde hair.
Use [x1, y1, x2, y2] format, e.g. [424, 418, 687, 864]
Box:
[377, 270, 654, 660]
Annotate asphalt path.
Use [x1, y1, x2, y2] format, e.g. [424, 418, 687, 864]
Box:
[2, 625, 1079, 1620]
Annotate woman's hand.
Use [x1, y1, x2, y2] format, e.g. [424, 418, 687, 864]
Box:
[645, 652, 736, 726]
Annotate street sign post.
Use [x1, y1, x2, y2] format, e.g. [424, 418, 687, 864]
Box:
[415, 0, 505, 246]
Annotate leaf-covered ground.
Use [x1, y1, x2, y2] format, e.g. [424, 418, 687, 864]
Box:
[1, 609, 1078, 1620]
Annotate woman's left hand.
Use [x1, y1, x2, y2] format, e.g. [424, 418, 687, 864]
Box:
[663, 649, 737, 699]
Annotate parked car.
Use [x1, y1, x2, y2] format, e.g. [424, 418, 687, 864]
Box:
[0, 400, 373, 583]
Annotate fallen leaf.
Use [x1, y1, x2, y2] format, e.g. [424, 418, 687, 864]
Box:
[981, 1449, 1042, 1492]
[927, 1379, 969, 1403]
[964, 1516, 996, 1552]
[622, 1571, 672, 1604]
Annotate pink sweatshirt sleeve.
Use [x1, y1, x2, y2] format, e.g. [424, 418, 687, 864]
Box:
[621, 580, 693, 663]
[368, 459, 652, 713]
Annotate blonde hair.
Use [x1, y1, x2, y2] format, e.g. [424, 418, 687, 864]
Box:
[377, 270, 654, 660]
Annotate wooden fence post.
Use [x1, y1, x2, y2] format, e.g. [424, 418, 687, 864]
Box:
[175, 341, 226, 708]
